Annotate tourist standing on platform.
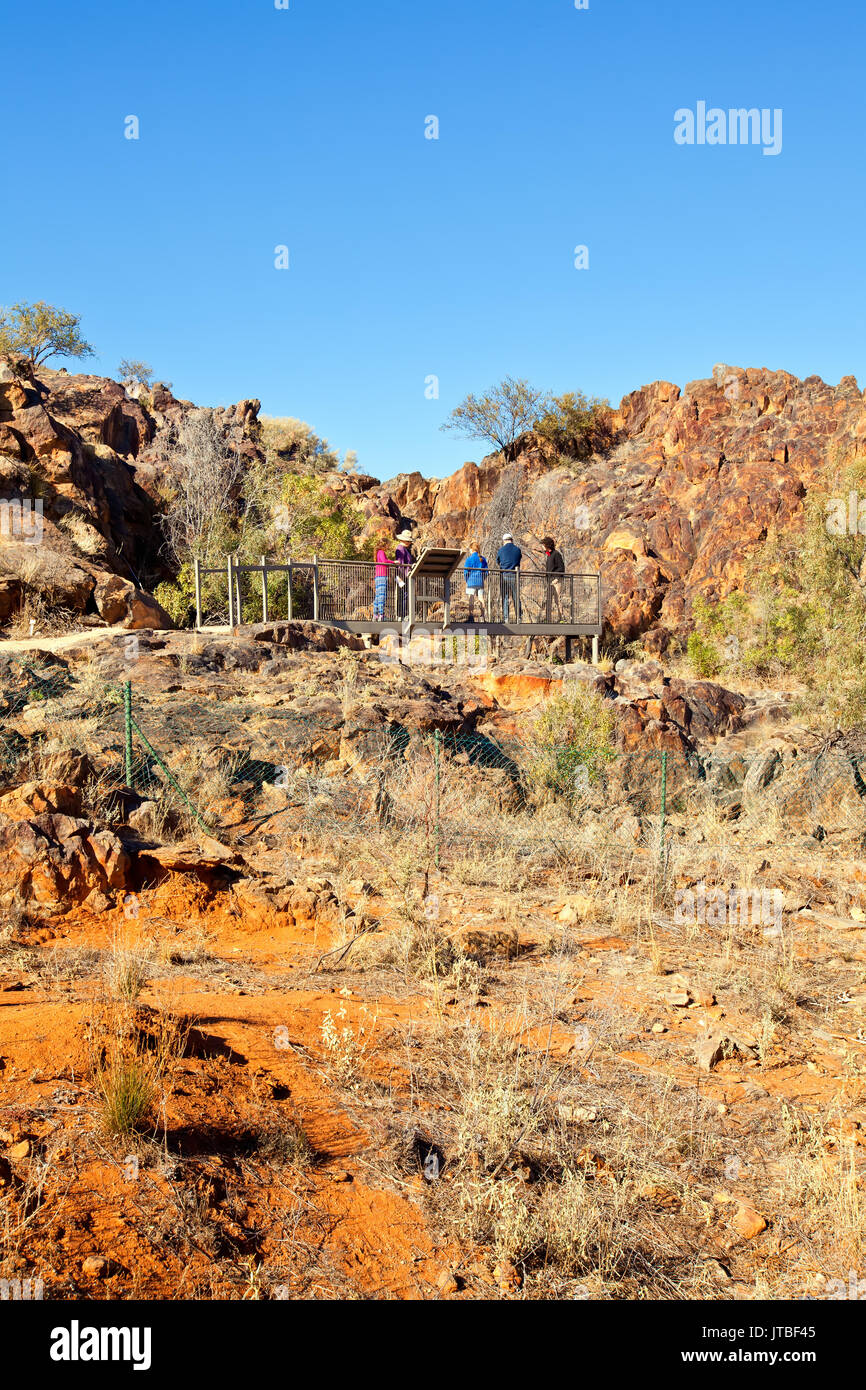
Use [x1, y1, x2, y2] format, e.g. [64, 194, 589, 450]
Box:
[463, 543, 488, 620]
[374, 544, 393, 620]
[394, 529, 414, 619]
[496, 532, 522, 621]
[542, 536, 565, 621]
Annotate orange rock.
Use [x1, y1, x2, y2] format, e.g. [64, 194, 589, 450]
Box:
[731, 1204, 767, 1240]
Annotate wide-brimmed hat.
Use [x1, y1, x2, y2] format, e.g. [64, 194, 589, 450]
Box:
[395, 528, 414, 542]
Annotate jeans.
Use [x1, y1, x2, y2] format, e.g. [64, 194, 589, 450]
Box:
[374, 576, 387, 620]
[501, 571, 520, 621]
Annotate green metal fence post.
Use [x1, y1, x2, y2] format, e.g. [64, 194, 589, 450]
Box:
[658, 749, 668, 874]
[123, 680, 134, 789]
[434, 727, 441, 870]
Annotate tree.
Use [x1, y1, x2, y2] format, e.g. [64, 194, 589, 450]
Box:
[440, 376, 549, 460]
[118, 359, 154, 389]
[0, 301, 94, 368]
[258, 416, 340, 477]
[158, 409, 245, 567]
[534, 390, 616, 463]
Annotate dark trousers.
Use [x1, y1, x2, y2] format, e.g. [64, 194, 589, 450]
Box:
[501, 571, 520, 621]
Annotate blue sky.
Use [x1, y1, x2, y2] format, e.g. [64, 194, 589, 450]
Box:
[1, 0, 863, 479]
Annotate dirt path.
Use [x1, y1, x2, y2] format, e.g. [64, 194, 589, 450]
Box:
[0, 625, 131, 653]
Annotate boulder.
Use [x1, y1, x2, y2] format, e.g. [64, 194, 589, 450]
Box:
[0, 812, 129, 911]
[0, 782, 82, 820]
[125, 590, 174, 630]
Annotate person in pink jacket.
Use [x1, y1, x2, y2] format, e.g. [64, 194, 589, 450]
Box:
[374, 545, 393, 619]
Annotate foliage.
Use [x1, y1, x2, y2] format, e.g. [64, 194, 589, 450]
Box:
[686, 456, 866, 728]
[258, 416, 341, 476]
[118, 358, 154, 389]
[0, 301, 95, 368]
[270, 474, 372, 559]
[441, 377, 549, 459]
[157, 409, 245, 569]
[533, 390, 616, 464]
[519, 683, 616, 803]
[154, 563, 198, 628]
[154, 436, 374, 622]
[686, 629, 721, 679]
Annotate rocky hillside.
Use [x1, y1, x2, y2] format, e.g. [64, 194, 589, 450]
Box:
[0, 360, 261, 629]
[1, 628, 865, 1301]
[2, 359, 863, 647]
[334, 366, 866, 648]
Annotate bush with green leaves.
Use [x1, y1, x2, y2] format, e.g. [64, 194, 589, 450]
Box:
[686, 457, 866, 728]
[0, 300, 94, 368]
[533, 390, 616, 464]
[519, 683, 616, 803]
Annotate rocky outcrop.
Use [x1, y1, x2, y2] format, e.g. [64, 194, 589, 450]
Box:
[0, 360, 261, 631]
[0, 810, 129, 912]
[3, 358, 864, 648]
[351, 365, 866, 645]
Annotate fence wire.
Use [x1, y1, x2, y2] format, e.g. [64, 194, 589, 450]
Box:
[3, 654, 865, 881]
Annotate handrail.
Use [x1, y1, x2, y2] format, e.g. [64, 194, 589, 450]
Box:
[194, 553, 602, 633]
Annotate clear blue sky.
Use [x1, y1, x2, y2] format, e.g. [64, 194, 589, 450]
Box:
[1, 0, 863, 479]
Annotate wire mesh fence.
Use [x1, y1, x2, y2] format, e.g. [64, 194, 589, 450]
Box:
[3, 652, 864, 884]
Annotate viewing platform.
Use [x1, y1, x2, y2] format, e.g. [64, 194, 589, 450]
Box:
[194, 547, 603, 649]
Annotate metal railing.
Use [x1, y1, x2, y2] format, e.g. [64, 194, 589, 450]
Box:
[194, 557, 601, 630]
[433, 568, 600, 626]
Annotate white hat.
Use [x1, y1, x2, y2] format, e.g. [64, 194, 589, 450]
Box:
[502, 532, 513, 541]
[395, 528, 413, 542]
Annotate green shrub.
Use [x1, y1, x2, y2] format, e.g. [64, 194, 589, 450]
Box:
[685, 453, 866, 728]
[686, 630, 721, 678]
[520, 683, 616, 802]
[154, 564, 195, 627]
[534, 391, 616, 464]
[98, 1057, 154, 1136]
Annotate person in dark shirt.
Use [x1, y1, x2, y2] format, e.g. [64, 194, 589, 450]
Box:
[542, 536, 565, 620]
[496, 532, 522, 621]
[394, 528, 414, 619]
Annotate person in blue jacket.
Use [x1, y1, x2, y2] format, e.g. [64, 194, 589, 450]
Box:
[463, 542, 487, 620]
[496, 532, 522, 621]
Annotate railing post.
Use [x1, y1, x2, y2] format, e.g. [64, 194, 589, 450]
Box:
[592, 635, 599, 665]
[659, 749, 668, 875]
[313, 553, 320, 621]
[234, 556, 242, 629]
[443, 576, 451, 628]
[261, 555, 268, 623]
[123, 680, 134, 789]
[227, 555, 234, 628]
[434, 727, 441, 870]
[193, 556, 202, 630]
[287, 555, 293, 621]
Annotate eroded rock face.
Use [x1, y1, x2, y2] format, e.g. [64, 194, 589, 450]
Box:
[0, 362, 261, 631]
[0, 811, 129, 912]
[3, 361, 861, 646]
[352, 366, 866, 643]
